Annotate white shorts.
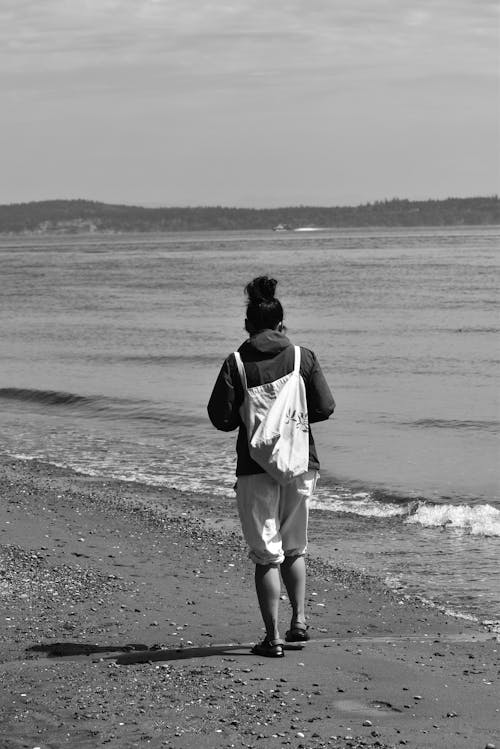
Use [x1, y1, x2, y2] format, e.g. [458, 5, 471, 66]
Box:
[235, 470, 319, 565]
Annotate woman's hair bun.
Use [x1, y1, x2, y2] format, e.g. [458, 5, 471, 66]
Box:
[244, 275, 283, 332]
[246, 276, 278, 303]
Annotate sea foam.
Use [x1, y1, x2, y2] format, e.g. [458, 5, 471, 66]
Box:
[405, 502, 500, 537]
[311, 487, 500, 536]
[310, 490, 411, 518]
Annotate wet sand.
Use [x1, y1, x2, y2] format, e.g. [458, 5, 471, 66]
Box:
[0, 455, 498, 749]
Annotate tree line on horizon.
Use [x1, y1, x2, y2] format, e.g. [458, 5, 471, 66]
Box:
[0, 196, 498, 233]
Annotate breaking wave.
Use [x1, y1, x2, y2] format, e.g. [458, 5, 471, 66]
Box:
[312, 487, 500, 537]
[405, 501, 500, 537]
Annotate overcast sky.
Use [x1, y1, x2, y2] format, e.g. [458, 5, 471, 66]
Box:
[2, 0, 499, 207]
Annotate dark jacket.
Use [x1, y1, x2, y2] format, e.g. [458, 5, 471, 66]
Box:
[207, 330, 335, 476]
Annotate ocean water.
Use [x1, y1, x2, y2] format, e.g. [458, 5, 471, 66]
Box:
[1, 228, 499, 629]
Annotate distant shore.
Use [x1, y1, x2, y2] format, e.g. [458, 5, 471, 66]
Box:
[0, 454, 498, 749]
[1, 196, 499, 234]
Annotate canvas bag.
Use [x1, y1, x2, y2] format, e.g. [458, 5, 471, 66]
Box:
[233, 345, 309, 485]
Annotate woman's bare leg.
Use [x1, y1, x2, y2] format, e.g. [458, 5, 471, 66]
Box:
[280, 554, 306, 626]
[254, 563, 281, 641]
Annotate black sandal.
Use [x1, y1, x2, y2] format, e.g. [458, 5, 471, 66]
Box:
[285, 623, 310, 642]
[251, 638, 285, 658]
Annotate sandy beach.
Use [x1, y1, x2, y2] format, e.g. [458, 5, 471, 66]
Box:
[0, 455, 498, 749]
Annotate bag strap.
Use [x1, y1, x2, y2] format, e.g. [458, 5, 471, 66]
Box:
[233, 351, 248, 390]
[293, 345, 301, 375]
[234, 346, 300, 388]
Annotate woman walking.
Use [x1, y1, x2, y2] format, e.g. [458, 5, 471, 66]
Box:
[207, 276, 335, 657]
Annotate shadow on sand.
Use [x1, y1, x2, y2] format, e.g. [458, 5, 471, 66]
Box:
[27, 641, 304, 663]
[27, 642, 150, 657]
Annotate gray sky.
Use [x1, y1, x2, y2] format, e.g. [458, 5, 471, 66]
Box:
[2, 0, 499, 207]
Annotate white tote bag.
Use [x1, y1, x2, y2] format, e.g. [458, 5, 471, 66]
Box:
[233, 345, 309, 485]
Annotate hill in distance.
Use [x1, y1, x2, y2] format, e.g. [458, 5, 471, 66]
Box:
[0, 196, 498, 234]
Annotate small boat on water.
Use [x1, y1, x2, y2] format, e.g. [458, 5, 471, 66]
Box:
[272, 223, 292, 231]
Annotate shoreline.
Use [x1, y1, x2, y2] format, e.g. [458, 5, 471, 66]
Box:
[0, 454, 498, 749]
[5, 451, 499, 632]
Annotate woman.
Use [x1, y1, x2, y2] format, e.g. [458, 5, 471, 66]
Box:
[207, 276, 335, 657]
